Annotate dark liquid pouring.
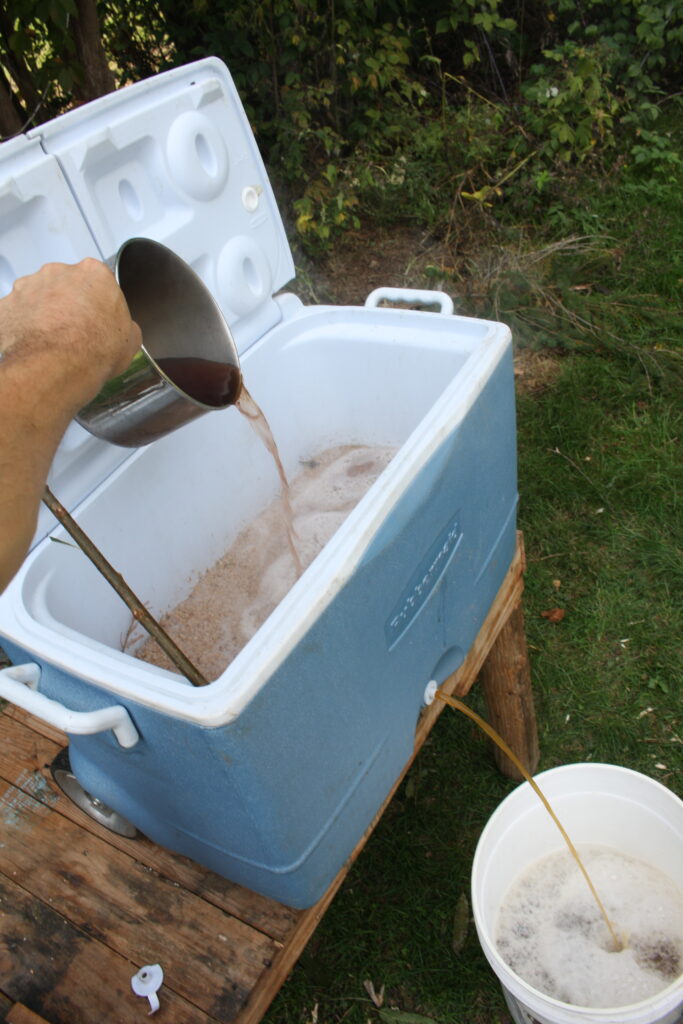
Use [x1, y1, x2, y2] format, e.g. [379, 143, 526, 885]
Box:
[155, 356, 243, 408]
[236, 387, 303, 576]
[156, 356, 303, 576]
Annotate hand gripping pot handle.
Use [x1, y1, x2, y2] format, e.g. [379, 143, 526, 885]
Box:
[0, 663, 139, 748]
[364, 287, 454, 315]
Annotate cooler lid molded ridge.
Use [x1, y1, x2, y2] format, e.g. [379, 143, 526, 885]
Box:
[31, 57, 296, 355]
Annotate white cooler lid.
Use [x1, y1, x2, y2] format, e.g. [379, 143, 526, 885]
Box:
[0, 58, 296, 547]
[31, 57, 295, 355]
[0, 134, 133, 546]
[0, 134, 100, 294]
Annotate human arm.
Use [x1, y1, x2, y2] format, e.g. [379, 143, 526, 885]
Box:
[0, 259, 142, 592]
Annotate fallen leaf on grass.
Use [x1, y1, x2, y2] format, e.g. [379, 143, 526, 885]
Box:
[452, 892, 469, 955]
[364, 979, 385, 1008]
[541, 607, 566, 623]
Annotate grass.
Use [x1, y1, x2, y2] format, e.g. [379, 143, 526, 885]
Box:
[262, 159, 682, 1022]
[519, 356, 682, 777]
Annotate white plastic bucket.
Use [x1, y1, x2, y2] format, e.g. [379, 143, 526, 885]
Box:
[471, 763, 683, 1024]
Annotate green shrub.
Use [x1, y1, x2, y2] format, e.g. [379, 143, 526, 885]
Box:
[3, 0, 681, 249]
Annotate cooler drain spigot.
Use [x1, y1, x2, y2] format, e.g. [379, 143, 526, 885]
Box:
[423, 680, 438, 706]
[131, 963, 163, 1014]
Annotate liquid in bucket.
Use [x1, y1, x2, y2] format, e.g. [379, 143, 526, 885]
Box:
[497, 844, 683, 1008]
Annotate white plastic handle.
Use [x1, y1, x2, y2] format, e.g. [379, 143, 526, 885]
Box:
[364, 287, 454, 315]
[0, 663, 139, 748]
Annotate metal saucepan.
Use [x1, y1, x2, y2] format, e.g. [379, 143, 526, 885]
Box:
[77, 237, 242, 447]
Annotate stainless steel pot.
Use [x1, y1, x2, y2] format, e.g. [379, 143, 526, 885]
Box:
[77, 237, 242, 447]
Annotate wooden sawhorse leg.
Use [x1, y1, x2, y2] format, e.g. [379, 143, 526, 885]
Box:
[478, 597, 539, 780]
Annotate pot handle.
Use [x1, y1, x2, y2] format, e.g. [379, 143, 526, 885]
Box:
[364, 287, 454, 315]
[0, 663, 139, 749]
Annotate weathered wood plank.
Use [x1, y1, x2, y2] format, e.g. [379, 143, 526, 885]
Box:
[0, 713, 299, 943]
[1, 706, 66, 747]
[0, 875, 213, 1023]
[0, 779, 278, 1021]
[6, 1004, 55, 1024]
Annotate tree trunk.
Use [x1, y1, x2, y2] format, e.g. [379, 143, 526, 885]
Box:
[0, 9, 45, 117]
[0, 70, 25, 139]
[71, 0, 116, 101]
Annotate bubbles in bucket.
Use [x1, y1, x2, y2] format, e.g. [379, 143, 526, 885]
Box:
[496, 845, 683, 1009]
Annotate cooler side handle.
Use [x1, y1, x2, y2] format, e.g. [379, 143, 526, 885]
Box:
[0, 663, 140, 748]
[364, 287, 454, 315]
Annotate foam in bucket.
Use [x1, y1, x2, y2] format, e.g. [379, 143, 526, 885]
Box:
[497, 844, 683, 1009]
[472, 764, 683, 1024]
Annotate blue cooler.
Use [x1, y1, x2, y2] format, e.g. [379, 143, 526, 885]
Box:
[0, 59, 516, 908]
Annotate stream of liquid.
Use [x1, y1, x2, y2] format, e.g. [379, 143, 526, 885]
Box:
[129, 441, 397, 678]
[434, 691, 625, 953]
[129, 354, 398, 682]
[155, 358, 303, 576]
[235, 386, 303, 576]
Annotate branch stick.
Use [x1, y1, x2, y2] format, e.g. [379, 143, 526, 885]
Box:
[42, 486, 209, 688]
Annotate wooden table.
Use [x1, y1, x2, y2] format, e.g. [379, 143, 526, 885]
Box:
[0, 533, 537, 1024]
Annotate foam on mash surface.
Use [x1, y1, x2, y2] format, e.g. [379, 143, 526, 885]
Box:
[129, 444, 396, 679]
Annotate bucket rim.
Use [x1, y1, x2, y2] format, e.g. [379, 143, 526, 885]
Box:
[471, 762, 683, 1021]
